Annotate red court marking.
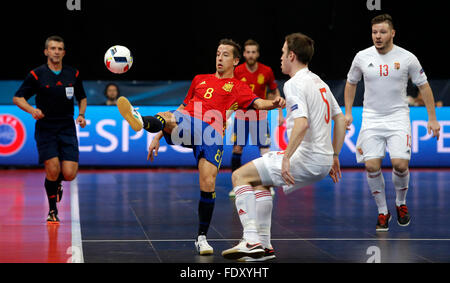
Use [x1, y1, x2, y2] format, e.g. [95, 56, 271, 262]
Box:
[0, 171, 72, 263]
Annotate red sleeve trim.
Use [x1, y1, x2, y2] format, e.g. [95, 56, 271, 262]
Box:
[30, 70, 38, 80]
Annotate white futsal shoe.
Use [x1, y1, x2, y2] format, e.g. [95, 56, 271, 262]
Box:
[195, 235, 214, 255]
[238, 246, 276, 262]
[222, 239, 265, 260]
[117, 96, 143, 132]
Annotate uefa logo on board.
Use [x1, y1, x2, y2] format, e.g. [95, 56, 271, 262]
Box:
[0, 114, 26, 156]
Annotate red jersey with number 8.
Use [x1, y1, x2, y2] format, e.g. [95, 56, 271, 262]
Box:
[182, 74, 259, 134]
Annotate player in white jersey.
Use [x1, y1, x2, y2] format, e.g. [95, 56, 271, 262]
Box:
[222, 33, 346, 261]
[344, 14, 441, 232]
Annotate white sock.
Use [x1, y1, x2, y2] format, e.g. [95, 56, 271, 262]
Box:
[367, 170, 388, 215]
[255, 190, 273, 249]
[234, 185, 259, 243]
[392, 169, 409, 206]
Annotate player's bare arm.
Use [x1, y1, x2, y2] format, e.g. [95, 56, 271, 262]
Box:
[281, 117, 309, 185]
[329, 113, 346, 183]
[418, 83, 441, 140]
[252, 96, 286, 110]
[13, 96, 45, 120]
[267, 89, 285, 126]
[147, 131, 164, 162]
[344, 81, 357, 130]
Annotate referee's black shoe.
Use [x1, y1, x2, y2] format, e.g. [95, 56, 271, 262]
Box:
[47, 210, 60, 224]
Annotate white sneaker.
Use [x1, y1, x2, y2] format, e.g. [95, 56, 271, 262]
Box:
[117, 96, 143, 132]
[195, 235, 214, 255]
[222, 239, 265, 260]
[238, 246, 276, 262]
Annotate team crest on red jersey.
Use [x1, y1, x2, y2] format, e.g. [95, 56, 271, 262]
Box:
[0, 114, 26, 156]
[257, 73, 265, 85]
[222, 82, 234, 92]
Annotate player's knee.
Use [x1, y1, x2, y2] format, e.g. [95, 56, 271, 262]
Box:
[231, 169, 246, 186]
[63, 170, 77, 181]
[157, 112, 173, 123]
[365, 163, 381, 173]
[45, 162, 60, 180]
[392, 163, 409, 173]
[200, 174, 216, 190]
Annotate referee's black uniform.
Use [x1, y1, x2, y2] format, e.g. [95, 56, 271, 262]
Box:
[14, 64, 86, 164]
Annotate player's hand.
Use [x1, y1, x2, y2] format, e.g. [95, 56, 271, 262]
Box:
[428, 119, 441, 140]
[147, 138, 160, 162]
[344, 113, 353, 131]
[31, 108, 45, 120]
[329, 155, 342, 183]
[272, 97, 286, 109]
[281, 156, 295, 186]
[76, 115, 86, 128]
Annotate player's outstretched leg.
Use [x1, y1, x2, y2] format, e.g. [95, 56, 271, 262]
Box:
[117, 96, 167, 133]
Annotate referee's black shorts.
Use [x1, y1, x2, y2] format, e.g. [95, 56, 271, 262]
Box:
[34, 118, 79, 164]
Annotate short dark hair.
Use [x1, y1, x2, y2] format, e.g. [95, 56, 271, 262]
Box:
[371, 14, 394, 29]
[218, 39, 241, 59]
[104, 83, 120, 97]
[244, 39, 260, 52]
[285, 33, 314, 65]
[45, 35, 65, 49]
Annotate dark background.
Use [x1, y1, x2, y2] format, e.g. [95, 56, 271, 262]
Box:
[0, 0, 448, 81]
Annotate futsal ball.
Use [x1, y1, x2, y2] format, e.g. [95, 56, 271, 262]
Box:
[104, 45, 133, 74]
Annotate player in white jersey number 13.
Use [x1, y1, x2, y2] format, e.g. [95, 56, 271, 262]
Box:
[221, 33, 346, 261]
[344, 14, 440, 232]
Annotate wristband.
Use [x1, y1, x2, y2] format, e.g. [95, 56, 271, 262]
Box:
[78, 113, 85, 118]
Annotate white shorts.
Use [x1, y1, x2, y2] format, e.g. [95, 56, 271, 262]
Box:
[356, 119, 412, 163]
[253, 151, 332, 195]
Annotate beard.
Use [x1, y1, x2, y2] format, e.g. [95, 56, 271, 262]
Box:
[246, 59, 257, 66]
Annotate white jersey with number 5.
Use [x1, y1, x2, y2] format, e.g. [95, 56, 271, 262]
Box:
[284, 67, 342, 165]
[347, 45, 427, 121]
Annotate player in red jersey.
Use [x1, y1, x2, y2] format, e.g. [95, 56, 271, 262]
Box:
[117, 39, 285, 257]
[229, 39, 284, 198]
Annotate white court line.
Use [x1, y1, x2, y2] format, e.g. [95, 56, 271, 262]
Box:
[70, 178, 84, 263]
[82, 238, 450, 243]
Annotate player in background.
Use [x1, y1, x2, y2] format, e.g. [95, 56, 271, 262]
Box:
[222, 33, 346, 261]
[13, 36, 87, 223]
[228, 39, 284, 199]
[344, 14, 440, 232]
[116, 39, 285, 256]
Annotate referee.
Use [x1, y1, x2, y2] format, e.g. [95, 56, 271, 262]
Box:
[13, 35, 87, 223]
